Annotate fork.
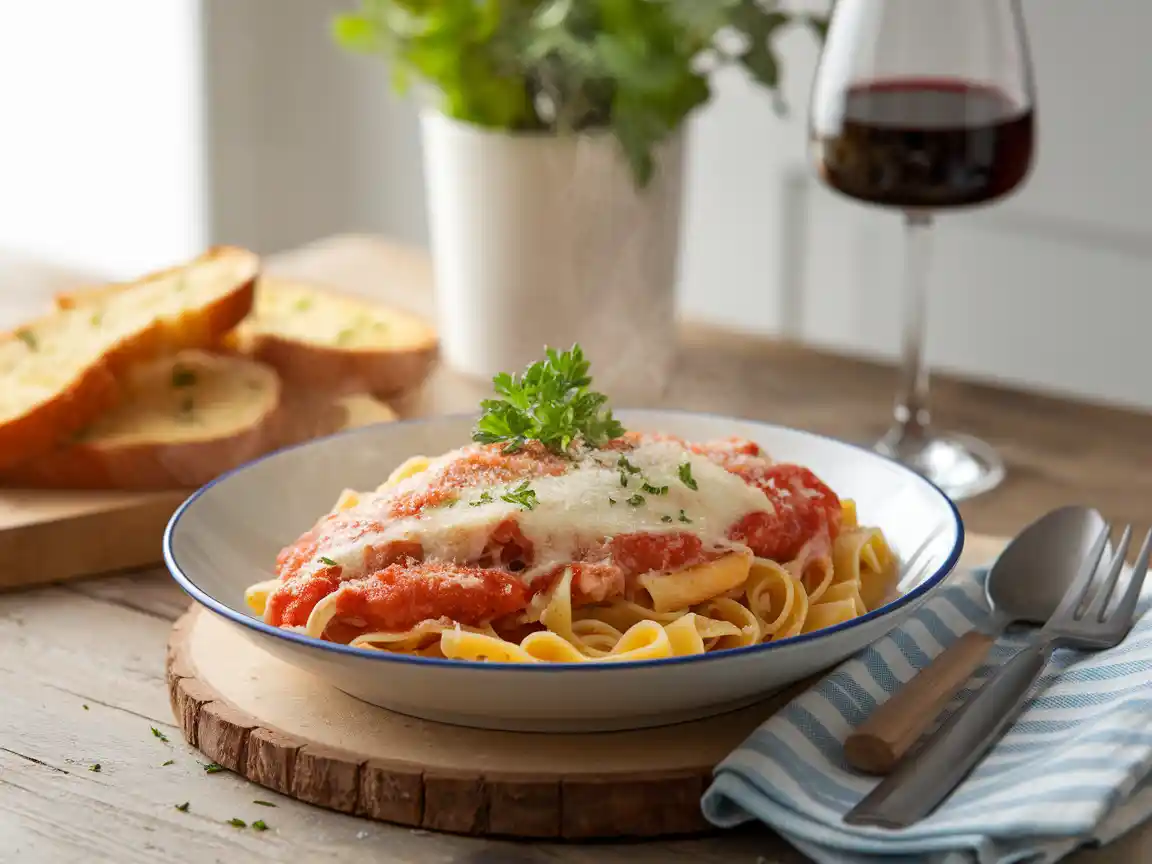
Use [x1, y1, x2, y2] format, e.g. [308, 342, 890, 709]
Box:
[846, 522, 1152, 829]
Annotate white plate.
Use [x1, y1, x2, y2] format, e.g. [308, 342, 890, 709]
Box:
[164, 410, 964, 733]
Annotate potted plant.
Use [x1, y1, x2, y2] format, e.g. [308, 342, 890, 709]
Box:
[334, 0, 823, 398]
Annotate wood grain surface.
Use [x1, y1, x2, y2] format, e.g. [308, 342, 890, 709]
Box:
[4, 237, 1152, 863]
[3, 235, 1152, 591]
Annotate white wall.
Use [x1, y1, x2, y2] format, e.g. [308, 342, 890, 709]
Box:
[0, 0, 206, 280]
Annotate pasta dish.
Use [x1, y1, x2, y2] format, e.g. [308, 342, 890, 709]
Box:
[245, 347, 897, 663]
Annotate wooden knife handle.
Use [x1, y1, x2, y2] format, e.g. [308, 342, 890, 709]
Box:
[843, 629, 996, 775]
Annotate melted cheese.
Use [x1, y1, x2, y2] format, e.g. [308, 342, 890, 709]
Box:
[315, 439, 773, 583]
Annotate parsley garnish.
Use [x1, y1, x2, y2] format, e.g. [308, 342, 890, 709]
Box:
[90, 312, 103, 327]
[151, 726, 169, 743]
[171, 366, 196, 388]
[175, 802, 190, 812]
[469, 491, 494, 507]
[678, 510, 692, 524]
[619, 471, 629, 488]
[472, 344, 624, 454]
[294, 297, 313, 312]
[253, 800, 277, 807]
[500, 481, 538, 511]
[661, 515, 673, 523]
[252, 820, 269, 831]
[336, 327, 355, 346]
[608, 497, 617, 506]
[627, 494, 645, 507]
[202, 762, 225, 774]
[318, 556, 338, 567]
[678, 462, 698, 491]
[618, 455, 641, 474]
[161, 759, 175, 766]
[641, 481, 668, 496]
[82, 704, 89, 710]
[15, 329, 37, 350]
[89, 763, 101, 772]
[227, 818, 247, 828]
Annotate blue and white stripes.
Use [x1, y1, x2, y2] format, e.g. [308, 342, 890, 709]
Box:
[701, 567, 1152, 864]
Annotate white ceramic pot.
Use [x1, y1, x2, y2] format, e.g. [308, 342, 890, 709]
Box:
[421, 112, 685, 404]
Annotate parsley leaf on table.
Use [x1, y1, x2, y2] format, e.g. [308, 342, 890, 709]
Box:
[472, 345, 624, 454]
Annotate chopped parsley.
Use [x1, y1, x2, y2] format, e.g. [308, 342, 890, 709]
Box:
[500, 481, 538, 511]
[678, 510, 692, 524]
[335, 327, 355, 346]
[82, 704, 89, 710]
[15, 329, 37, 351]
[661, 515, 673, 523]
[619, 471, 629, 488]
[608, 497, 617, 506]
[89, 763, 101, 773]
[469, 491, 494, 507]
[161, 759, 175, 767]
[202, 762, 225, 774]
[253, 800, 277, 807]
[294, 297, 313, 312]
[618, 455, 641, 475]
[171, 365, 197, 388]
[318, 556, 338, 567]
[472, 344, 624, 454]
[641, 481, 668, 496]
[626, 494, 645, 507]
[90, 312, 103, 327]
[252, 820, 269, 831]
[678, 461, 698, 491]
[227, 818, 247, 828]
[150, 726, 169, 743]
[175, 802, 190, 812]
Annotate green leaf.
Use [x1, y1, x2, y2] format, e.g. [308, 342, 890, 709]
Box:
[472, 344, 624, 454]
[805, 13, 831, 42]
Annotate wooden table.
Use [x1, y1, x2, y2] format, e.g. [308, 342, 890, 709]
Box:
[4, 236, 1151, 864]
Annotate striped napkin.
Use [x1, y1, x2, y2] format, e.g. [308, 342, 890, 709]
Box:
[702, 565, 1152, 864]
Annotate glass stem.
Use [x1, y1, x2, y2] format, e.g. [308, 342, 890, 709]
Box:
[892, 211, 934, 444]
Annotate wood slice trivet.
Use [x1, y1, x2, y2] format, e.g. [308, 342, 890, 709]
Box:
[166, 537, 1007, 840]
[165, 608, 795, 840]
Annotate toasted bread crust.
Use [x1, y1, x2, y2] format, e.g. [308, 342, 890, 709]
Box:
[249, 335, 438, 398]
[0, 361, 120, 471]
[1, 421, 275, 490]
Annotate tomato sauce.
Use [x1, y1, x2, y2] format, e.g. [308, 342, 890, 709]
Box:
[333, 563, 529, 633]
[269, 436, 844, 638]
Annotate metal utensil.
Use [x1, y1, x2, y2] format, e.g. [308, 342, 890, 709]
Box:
[846, 522, 1152, 828]
[845, 505, 1105, 774]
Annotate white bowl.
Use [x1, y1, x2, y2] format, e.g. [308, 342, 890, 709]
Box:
[164, 410, 964, 733]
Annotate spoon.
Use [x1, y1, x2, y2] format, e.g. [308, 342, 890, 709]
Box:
[844, 504, 1106, 774]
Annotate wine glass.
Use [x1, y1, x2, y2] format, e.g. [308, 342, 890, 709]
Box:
[809, 0, 1036, 501]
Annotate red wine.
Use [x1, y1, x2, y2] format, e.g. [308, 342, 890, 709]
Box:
[814, 79, 1034, 209]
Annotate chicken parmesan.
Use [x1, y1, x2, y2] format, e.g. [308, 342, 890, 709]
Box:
[246, 347, 898, 663]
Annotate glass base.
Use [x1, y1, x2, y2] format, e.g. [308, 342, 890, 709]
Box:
[875, 429, 1005, 502]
